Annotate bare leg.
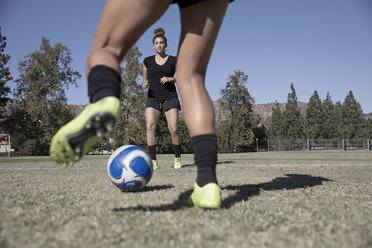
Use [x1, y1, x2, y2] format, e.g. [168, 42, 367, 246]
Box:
[86, 0, 172, 75]
[164, 108, 181, 145]
[176, 0, 229, 208]
[145, 108, 161, 146]
[176, 0, 229, 137]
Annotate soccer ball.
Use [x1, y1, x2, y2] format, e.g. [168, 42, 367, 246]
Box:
[107, 145, 153, 192]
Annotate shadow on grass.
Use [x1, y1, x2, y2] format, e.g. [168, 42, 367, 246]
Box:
[173, 161, 234, 169]
[222, 174, 333, 208]
[217, 161, 234, 165]
[140, 184, 174, 192]
[112, 174, 332, 212]
[113, 189, 192, 212]
[179, 163, 195, 168]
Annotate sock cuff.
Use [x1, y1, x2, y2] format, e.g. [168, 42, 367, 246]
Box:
[190, 134, 217, 147]
[88, 65, 121, 103]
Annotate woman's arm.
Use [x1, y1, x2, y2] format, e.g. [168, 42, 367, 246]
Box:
[160, 76, 176, 84]
[142, 64, 149, 89]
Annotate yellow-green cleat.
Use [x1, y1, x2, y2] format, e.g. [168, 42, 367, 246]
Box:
[187, 183, 221, 208]
[152, 160, 158, 170]
[50, 96, 120, 164]
[174, 157, 182, 169]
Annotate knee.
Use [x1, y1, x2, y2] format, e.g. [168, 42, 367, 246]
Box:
[146, 121, 157, 132]
[176, 71, 204, 88]
[168, 125, 179, 136]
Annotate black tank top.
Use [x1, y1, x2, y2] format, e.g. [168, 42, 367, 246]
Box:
[143, 55, 178, 101]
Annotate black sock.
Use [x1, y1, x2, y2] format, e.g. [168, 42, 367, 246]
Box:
[190, 134, 218, 187]
[88, 65, 121, 103]
[173, 144, 182, 158]
[148, 145, 157, 160]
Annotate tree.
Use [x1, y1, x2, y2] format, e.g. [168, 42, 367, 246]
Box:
[0, 27, 12, 115]
[1, 100, 37, 155]
[366, 119, 372, 140]
[342, 90, 365, 139]
[13, 36, 81, 155]
[306, 90, 323, 139]
[110, 46, 147, 148]
[217, 70, 258, 152]
[266, 102, 284, 139]
[282, 83, 305, 139]
[154, 116, 191, 154]
[321, 92, 339, 138]
[334, 100, 344, 138]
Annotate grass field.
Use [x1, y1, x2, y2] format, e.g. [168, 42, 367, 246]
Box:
[0, 151, 371, 248]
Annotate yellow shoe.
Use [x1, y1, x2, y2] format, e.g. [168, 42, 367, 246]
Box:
[152, 160, 158, 170]
[50, 97, 120, 164]
[174, 157, 182, 169]
[187, 183, 221, 208]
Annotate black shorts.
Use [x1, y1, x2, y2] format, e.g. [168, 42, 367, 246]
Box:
[172, 0, 234, 9]
[146, 96, 181, 113]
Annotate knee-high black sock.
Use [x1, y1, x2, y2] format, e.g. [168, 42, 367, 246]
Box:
[173, 144, 182, 158]
[148, 145, 157, 160]
[190, 134, 218, 187]
[88, 65, 121, 103]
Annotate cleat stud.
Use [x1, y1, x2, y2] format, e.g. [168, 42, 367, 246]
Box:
[75, 148, 81, 153]
[75, 155, 79, 160]
[95, 116, 100, 121]
[86, 124, 91, 129]
[97, 132, 102, 138]
[107, 126, 112, 131]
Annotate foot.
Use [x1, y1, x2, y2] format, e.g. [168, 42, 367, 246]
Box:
[174, 157, 182, 169]
[50, 96, 120, 164]
[187, 183, 221, 208]
[152, 160, 158, 170]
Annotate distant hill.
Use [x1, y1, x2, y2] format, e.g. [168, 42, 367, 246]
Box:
[68, 101, 371, 123]
[252, 102, 308, 123]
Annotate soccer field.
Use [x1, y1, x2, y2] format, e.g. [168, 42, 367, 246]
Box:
[1, 151, 371, 248]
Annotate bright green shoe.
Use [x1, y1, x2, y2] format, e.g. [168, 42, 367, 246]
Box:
[50, 96, 120, 164]
[152, 160, 158, 170]
[187, 183, 221, 208]
[174, 157, 182, 169]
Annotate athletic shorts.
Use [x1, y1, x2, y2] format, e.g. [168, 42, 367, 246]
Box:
[146, 96, 181, 113]
[172, 0, 234, 9]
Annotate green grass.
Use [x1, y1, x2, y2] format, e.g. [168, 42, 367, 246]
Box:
[0, 151, 371, 248]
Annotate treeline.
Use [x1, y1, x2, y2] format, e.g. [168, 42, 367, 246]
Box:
[266, 84, 372, 141]
[1, 30, 371, 155]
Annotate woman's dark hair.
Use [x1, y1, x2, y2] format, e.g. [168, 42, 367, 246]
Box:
[153, 28, 167, 45]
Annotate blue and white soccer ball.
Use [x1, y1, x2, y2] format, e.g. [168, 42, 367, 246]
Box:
[107, 145, 153, 192]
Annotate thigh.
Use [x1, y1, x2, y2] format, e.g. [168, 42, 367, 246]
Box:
[176, 0, 229, 77]
[89, 0, 172, 69]
[146, 107, 161, 126]
[164, 108, 179, 128]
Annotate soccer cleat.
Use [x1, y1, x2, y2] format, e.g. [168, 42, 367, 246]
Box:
[50, 96, 120, 164]
[187, 183, 221, 208]
[174, 157, 182, 169]
[152, 160, 158, 170]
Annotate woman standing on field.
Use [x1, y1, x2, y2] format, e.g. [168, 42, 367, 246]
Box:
[142, 28, 182, 170]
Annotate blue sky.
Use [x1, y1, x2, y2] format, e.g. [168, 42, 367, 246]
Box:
[1, 0, 371, 113]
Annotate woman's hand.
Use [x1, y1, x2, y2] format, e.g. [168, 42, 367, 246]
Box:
[142, 81, 149, 89]
[160, 77, 175, 84]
